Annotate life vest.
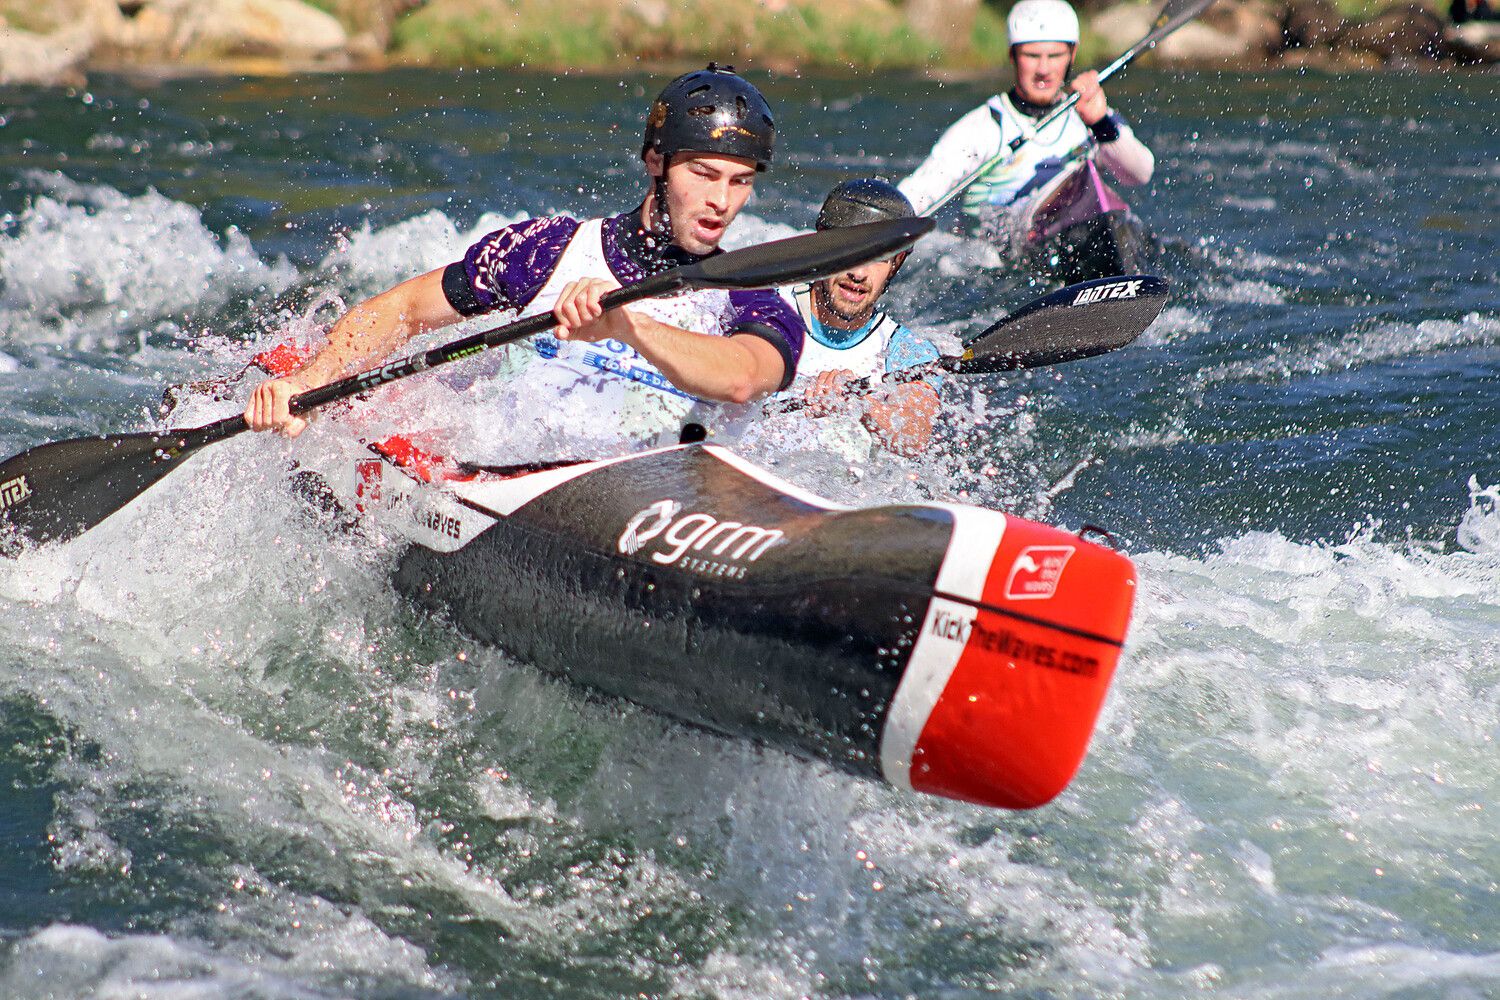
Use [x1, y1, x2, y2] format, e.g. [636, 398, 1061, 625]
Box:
[512, 218, 740, 448]
[785, 285, 906, 382]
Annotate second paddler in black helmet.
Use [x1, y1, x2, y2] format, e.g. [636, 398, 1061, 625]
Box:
[243, 64, 805, 462]
[785, 178, 941, 457]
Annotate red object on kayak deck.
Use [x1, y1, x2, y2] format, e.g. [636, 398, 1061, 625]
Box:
[369, 435, 476, 484]
[252, 343, 312, 378]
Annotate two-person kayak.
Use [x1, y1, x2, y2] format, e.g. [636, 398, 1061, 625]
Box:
[302, 435, 1138, 811]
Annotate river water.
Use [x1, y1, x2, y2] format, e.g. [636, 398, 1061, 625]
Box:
[0, 67, 1497, 998]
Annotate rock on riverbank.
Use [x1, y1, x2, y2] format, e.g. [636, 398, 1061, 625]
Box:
[1, 0, 1494, 86]
[1090, 0, 1500, 67]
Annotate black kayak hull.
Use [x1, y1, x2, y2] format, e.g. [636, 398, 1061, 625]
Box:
[348, 442, 1136, 809]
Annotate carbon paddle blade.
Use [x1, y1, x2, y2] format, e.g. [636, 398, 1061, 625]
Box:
[951, 274, 1170, 374]
[0, 429, 218, 554]
[688, 217, 934, 290]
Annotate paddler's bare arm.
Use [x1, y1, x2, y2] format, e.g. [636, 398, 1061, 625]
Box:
[553, 278, 786, 403]
[244, 268, 460, 437]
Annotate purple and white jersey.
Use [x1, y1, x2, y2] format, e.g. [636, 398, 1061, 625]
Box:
[440, 210, 805, 457]
[445, 210, 804, 387]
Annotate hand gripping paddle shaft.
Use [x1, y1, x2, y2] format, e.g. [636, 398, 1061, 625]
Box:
[1009, 0, 1216, 154]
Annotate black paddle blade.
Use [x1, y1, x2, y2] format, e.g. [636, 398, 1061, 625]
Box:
[686, 217, 934, 290]
[951, 274, 1170, 374]
[1154, 0, 1217, 37]
[0, 429, 216, 553]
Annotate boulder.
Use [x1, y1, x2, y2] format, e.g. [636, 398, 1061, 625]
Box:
[0, 23, 92, 84]
[1336, 2, 1452, 60]
[1091, 0, 1278, 62]
[169, 0, 348, 62]
[1280, 0, 1345, 47]
[1090, 2, 1157, 60]
[1177, 0, 1281, 59]
[1450, 18, 1500, 60]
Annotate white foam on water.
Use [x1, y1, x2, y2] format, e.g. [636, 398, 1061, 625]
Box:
[0, 351, 17, 373]
[1193, 311, 1500, 393]
[1203, 277, 1287, 306]
[6, 362, 1500, 999]
[1223, 195, 1277, 213]
[1138, 304, 1212, 347]
[0, 916, 454, 999]
[0, 173, 296, 350]
[1077, 482, 1500, 992]
[316, 208, 530, 294]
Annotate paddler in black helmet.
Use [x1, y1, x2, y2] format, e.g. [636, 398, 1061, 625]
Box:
[783, 178, 940, 457]
[897, 0, 1154, 236]
[243, 64, 805, 459]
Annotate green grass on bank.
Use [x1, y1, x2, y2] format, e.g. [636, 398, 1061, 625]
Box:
[390, 0, 1005, 72]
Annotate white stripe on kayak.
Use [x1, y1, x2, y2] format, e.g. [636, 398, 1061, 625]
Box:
[704, 446, 853, 511]
[452, 443, 684, 516]
[878, 503, 1007, 791]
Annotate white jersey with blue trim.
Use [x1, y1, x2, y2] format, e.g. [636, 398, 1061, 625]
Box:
[898, 93, 1153, 222]
[783, 285, 938, 382]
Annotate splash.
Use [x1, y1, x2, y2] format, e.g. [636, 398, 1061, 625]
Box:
[0, 173, 296, 351]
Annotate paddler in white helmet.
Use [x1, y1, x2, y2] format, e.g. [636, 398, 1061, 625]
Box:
[242, 64, 805, 459]
[783, 178, 940, 457]
[897, 0, 1154, 236]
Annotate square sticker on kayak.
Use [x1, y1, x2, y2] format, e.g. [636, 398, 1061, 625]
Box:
[1003, 546, 1075, 600]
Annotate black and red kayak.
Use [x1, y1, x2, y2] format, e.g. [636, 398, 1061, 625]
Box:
[329, 437, 1137, 810]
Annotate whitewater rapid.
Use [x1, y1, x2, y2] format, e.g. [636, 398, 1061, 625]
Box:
[2, 148, 1497, 998]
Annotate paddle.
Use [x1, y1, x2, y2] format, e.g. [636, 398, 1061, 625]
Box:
[0, 217, 934, 554]
[771, 273, 1168, 413]
[1009, 0, 1216, 154]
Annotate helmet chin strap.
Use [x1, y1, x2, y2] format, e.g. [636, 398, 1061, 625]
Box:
[648, 153, 673, 248]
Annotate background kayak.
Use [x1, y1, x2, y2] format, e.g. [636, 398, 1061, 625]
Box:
[1014, 157, 1155, 284]
[0, 68, 1497, 998]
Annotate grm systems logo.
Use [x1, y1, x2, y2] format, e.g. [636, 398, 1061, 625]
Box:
[617, 498, 784, 576]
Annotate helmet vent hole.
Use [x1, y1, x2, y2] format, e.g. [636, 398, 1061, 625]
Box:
[686, 84, 711, 98]
[687, 104, 716, 116]
[736, 96, 748, 114]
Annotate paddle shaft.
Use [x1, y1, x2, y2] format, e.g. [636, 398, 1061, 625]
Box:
[0, 218, 933, 552]
[1007, 0, 1216, 153]
[192, 272, 684, 444]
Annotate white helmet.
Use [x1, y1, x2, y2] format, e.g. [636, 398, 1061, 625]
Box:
[1007, 0, 1080, 46]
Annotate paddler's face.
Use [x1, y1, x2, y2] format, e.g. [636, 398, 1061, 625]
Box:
[812, 255, 902, 328]
[646, 151, 758, 255]
[1011, 42, 1074, 105]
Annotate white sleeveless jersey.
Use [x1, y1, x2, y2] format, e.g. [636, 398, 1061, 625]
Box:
[513, 218, 737, 448]
[784, 285, 904, 382]
[899, 94, 1152, 221]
